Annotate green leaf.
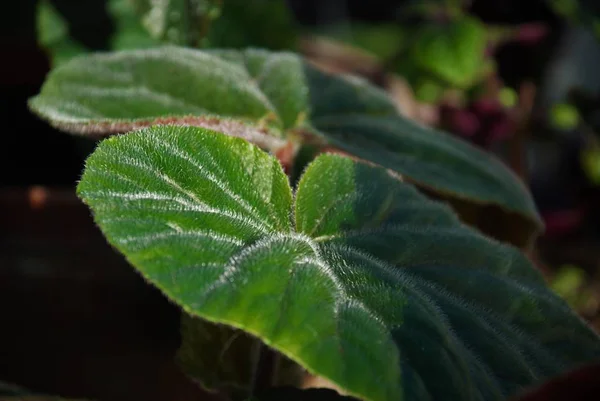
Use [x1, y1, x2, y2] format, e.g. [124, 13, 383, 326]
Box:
[30, 47, 540, 245]
[28, 47, 307, 152]
[307, 113, 541, 246]
[304, 65, 542, 246]
[78, 125, 600, 401]
[108, 0, 163, 50]
[411, 16, 488, 89]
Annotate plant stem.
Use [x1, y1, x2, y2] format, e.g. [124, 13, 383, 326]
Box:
[249, 341, 280, 396]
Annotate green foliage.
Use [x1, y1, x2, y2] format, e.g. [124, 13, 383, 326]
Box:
[25, 3, 600, 401]
[550, 103, 580, 130]
[580, 145, 600, 185]
[311, 23, 406, 61]
[28, 47, 304, 138]
[36, 0, 87, 66]
[499, 87, 518, 108]
[108, 0, 162, 50]
[411, 16, 488, 89]
[311, 15, 491, 102]
[550, 265, 594, 310]
[35, 0, 297, 66]
[131, 0, 222, 46]
[29, 47, 541, 246]
[205, 0, 298, 49]
[77, 125, 600, 401]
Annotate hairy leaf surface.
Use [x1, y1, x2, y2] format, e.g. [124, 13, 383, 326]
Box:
[78, 126, 600, 401]
[30, 47, 541, 245]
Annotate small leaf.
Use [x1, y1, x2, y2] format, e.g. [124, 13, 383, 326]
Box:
[36, 0, 87, 66]
[412, 16, 488, 89]
[78, 125, 600, 401]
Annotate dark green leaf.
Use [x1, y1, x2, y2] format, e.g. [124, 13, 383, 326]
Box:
[28, 47, 308, 152]
[205, 0, 298, 50]
[78, 125, 600, 401]
[306, 110, 542, 247]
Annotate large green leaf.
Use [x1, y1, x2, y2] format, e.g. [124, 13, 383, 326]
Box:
[29, 47, 540, 245]
[77, 126, 600, 401]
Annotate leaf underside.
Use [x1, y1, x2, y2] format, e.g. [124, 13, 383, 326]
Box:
[77, 125, 600, 401]
[30, 46, 542, 246]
